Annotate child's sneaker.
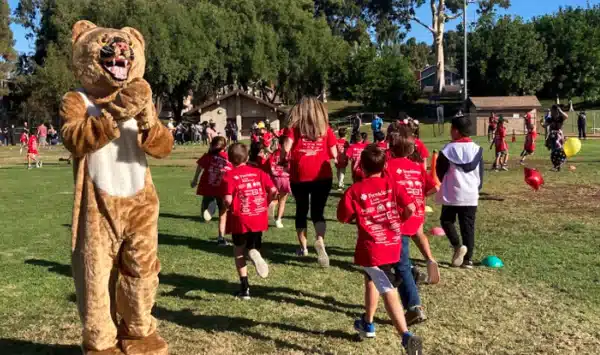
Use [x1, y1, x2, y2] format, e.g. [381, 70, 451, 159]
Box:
[275, 219, 284, 229]
[405, 306, 427, 326]
[411, 266, 427, 284]
[353, 314, 376, 339]
[314, 239, 329, 268]
[203, 209, 212, 222]
[296, 248, 308, 257]
[39, 161, 43, 168]
[501, 165, 509, 171]
[402, 332, 423, 355]
[451, 245, 468, 267]
[217, 236, 230, 247]
[235, 288, 251, 300]
[461, 260, 474, 269]
[248, 249, 269, 278]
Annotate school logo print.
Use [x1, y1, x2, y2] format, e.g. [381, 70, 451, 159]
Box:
[360, 194, 367, 201]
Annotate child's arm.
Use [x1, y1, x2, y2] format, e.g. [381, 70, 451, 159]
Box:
[337, 189, 356, 223]
[267, 187, 278, 204]
[223, 195, 233, 208]
[190, 165, 202, 188]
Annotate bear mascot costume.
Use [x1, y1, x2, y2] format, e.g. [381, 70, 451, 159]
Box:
[60, 20, 173, 355]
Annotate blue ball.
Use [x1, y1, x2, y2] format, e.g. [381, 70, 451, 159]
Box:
[482, 255, 504, 268]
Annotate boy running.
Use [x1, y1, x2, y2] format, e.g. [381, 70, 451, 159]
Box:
[337, 144, 423, 354]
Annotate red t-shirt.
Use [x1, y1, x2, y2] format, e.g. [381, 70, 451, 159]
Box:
[251, 133, 260, 143]
[489, 116, 498, 129]
[283, 127, 336, 183]
[27, 135, 38, 154]
[495, 126, 508, 152]
[346, 142, 368, 182]
[337, 176, 414, 267]
[223, 164, 275, 234]
[196, 151, 232, 196]
[20, 132, 28, 143]
[377, 141, 388, 150]
[414, 138, 430, 160]
[261, 132, 273, 147]
[268, 150, 290, 178]
[524, 131, 537, 152]
[385, 157, 436, 236]
[335, 138, 350, 169]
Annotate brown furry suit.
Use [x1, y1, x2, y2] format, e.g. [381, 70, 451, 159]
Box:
[60, 21, 173, 355]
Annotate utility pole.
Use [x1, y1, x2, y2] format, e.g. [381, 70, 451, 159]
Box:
[463, 0, 468, 103]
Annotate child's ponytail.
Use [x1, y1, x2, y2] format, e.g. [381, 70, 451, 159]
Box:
[208, 136, 227, 155]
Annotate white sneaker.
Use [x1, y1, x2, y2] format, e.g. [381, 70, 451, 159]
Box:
[248, 249, 269, 278]
[203, 209, 212, 222]
[314, 239, 329, 268]
[451, 246, 468, 267]
[275, 219, 284, 229]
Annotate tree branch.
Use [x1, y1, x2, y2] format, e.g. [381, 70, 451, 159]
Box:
[445, 11, 463, 21]
[411, 16, 435, 34]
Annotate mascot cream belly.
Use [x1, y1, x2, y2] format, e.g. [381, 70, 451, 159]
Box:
[60, 20, 173, 355]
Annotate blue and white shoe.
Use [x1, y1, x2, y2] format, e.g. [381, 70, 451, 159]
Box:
[354, 314, 376, 338]
[402, 332, 423, 355]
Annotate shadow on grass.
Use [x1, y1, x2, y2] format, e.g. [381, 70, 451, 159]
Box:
[0, 339, 79, 355]
[159, 212, 203, 223]
[25, 258, 71, 277]
[158, 233, 359, 272]
[154, 306, 357, 352]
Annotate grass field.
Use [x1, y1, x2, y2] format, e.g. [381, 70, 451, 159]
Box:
[1, 128, 600, 354]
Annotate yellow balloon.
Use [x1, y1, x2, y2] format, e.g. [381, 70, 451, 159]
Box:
[564, 138, 582, 158]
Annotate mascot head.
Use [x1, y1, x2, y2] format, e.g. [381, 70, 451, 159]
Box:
[71, 20, 146, 99]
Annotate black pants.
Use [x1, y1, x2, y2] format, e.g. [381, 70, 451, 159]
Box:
[232, 232, 262, 250]
[202, 196, 223, 212]
[578, 122, 586, 139]
[290, 178, 332, 230]
[440, 205, 477, 261]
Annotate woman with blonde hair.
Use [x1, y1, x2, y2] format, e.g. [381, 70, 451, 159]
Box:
[280, 97, 338, 267]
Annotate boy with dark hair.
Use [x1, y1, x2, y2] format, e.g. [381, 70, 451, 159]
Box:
[346, 132, 369, 183]
[223, 143, 278, 299]
[337, 145, 423, 354]
[435, 116, 484, 269]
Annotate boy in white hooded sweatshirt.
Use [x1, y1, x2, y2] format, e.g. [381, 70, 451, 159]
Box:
[435, 115, 484, 269]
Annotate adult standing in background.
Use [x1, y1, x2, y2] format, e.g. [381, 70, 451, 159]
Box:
[371, 114, 383, 139]
[280, 97, 338, 267]
[487, 112, 497, 142]
[577, 110, 587, 140]
[37, 122, 48, 148]
[8, 124, 15, 145]
[350, 114, 361, 143]
[541, 109, 552, 140]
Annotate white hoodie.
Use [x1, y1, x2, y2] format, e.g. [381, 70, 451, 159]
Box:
[435, 140, 484, 206]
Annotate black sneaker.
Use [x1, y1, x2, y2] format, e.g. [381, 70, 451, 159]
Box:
[235, 288, 250, 300]
[217, 237, 230, 247]
[461, 260, 474, 269]
[411, 266, 427, 284]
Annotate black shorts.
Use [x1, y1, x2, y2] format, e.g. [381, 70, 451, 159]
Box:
[232, 232, 263, 250]
[363, 263, 402, 288]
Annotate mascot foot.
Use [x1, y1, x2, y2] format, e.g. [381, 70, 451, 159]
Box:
[120, 333, 168, 355]
[83, 346, 124, 355]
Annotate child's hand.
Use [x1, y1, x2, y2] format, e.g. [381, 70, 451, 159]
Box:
[190, 180, 197, 188]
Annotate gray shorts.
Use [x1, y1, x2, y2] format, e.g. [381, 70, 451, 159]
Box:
[363, 265, 396, 294]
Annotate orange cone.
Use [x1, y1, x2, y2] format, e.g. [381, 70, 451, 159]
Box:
[512, 129, 516, 143]
[430, 150, 442, 187]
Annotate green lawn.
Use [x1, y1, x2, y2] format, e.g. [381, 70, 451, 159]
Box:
[1, 129, 600, 354]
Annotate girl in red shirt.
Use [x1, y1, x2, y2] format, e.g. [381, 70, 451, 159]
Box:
[520, 126, 537, 165]
[280, 97, 338, 266]
[268, 135, 291, 228]
[337, 145, 423, 353]
[27, 134, 42, 169]
[335, 127, 350, 190]
[191, 136, 232, 246]
[347, 132, 369, 183]
[19, 131, 28, 155]
[490, 117, 509, 171]
[223, 143, 278, 299]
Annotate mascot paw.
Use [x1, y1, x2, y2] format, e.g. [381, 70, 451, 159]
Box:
[83, 346, 125, 355]
[120, 333, 168, 355]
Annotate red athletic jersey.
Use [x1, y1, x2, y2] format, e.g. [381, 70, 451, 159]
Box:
[414, 138, 430, 160]
[261, 132, 273, 147]
[495, 126, 508, 152]
[223, 164, 275, 234]
[337, 176, 414, 267]
[385, 157, 436, 235]
[346, 142, 368, 182]
[336, 138, 350, 169]
[20, 132, 28, 144]
[27, 135, 38, 154]
[524, 131, 537, 153]
[283, 127, 336, 182]
[268, 149, 290, 178]
[196, 151, 232, 196]
[377, 141, 388, 150]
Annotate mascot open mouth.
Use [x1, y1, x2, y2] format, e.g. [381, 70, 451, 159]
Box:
[99, 37, 134, 81]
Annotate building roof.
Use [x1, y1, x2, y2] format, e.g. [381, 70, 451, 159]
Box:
[420, 65, 459, 75]
[185, 90, 283, 116]
[422, 85, 462, 95]
[468, 96, 542, 110]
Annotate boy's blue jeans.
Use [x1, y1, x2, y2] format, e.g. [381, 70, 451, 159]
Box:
[395, 236, 421, 310]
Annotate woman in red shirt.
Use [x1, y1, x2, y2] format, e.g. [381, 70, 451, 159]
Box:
[191, 136, 233, 246]
[281, 97, 338, 267]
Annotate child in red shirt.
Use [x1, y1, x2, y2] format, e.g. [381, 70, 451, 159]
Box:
[410, 120, 430, 169]
[335, 127, 350, 190]
[491, 117, 509, 171]
[520, 126, 537, 165]
[337, 145, 422, 354]
[268, 136, 291, 228]
[346, 132, 369, 183]
[27, 134, 42, 169]
[19, 131, 28, 155]
[374, 131, 388, 150]
[387, 134, 440, 324]
[191, 136, 233, 246]
[223, 143, 278, 299]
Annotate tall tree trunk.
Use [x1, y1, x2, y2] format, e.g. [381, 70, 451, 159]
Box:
[434, 28, 445, 94]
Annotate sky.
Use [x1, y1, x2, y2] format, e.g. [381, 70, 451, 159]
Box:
[7, 0, 598, 54]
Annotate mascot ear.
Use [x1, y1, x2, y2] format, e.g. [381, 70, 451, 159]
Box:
[121, 27, 145, 49]
[72, 20, 97, 44]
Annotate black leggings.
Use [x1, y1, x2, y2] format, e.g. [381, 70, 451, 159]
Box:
[290, 178, 332, 230]
[440, 205, 477, 261]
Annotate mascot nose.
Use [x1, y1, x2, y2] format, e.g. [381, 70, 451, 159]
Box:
[114, 41, 129, 52]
